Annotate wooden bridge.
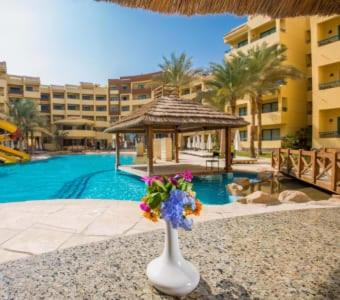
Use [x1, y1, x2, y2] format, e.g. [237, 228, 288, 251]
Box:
[271, 148, 340, 194]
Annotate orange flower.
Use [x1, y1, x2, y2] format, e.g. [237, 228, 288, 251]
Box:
[193, 200, 203, 216]
[143, 211, 158, 222]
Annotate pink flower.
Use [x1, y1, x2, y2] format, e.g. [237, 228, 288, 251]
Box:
[141, 175, 163, 186]
[179, 170, 193, 182]
[140, 202, 151, 212]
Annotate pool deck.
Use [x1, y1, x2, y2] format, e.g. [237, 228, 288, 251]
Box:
[0, 198, 339, 264]
[1, 207, 339, 299]
[118, 153, 272, 177]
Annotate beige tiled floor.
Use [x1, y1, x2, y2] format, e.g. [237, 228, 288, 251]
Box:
[0, 199, 338, 264]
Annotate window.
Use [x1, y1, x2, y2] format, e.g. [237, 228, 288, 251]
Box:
[138, 94, 147, 100]
[82, 105, 93, 111]
[67, 104, 79, 111]
[0, 87, 4, 96]
[53, 104, 64, 110]
[96, 105, 107, 111]
[137, 83, 145, 89]
[237, 39, 248, 48]
[121, 105, 130, 112]
[96, 116, 107, 121]
[262, 128, 280, 140]
[307, 101, 312, 114]
[306, 54, 312, 67]
[260, 27, 276, 39]
[262, 102, 278, 113]
[121, 95, 129, 101]
[25, 86, 33, 91]
[82, 94, 93, 100]
[110, 105, 119, 113]
[67, 93, 79, 99]
[239, 130, 247, 141]
[9, 86, 22, 94]
[41, 93, 50, 100]
[53, 92, 64, 99]
[305, 30, 311, 43]
[96, 95, 106, 101]
[121, 85, 129, 91]
[40, 104, 50, 113]
[110, 85, 118, 90]
[110, 96, 119, 101]
[307, 77, 313, 91]
[238, 106, 247, 116]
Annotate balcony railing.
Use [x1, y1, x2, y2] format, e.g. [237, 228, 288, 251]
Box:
[319, 80, 340, 90]
[319, 131, 340, 138]
[318, 34, 340, 46]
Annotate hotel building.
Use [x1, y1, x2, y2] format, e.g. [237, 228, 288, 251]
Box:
[310, 16, 340, 149]
[224, 15, 340, 150]
[0, 62, 112, 150]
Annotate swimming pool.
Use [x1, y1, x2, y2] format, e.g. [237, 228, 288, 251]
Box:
[0, 154, 256, 204]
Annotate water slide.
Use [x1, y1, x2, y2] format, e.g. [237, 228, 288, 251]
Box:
[0, 119, 30, 163]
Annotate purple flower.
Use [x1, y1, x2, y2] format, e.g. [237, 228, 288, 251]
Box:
[140, 202, 151, 212]
[180, 217, 193, 231]
[141, 175, 163, 186]
[168, 176, 178, 186]
[161, 189, 194, 231]
[179, 170, 193, 182]
[182, 194, 196, 210]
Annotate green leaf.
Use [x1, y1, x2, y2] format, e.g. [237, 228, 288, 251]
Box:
[153, 180, 167, 192]
[149, 192, 162, 209]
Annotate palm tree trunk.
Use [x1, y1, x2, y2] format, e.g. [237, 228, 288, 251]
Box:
[30, 131, 34, 154]
[249, 97, 256, 158]
[256, 96, 263, 155]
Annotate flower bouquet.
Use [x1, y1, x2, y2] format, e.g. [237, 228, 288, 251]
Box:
[140, 170, 202, 296]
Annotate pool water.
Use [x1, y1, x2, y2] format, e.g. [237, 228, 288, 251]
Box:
[0, 154, 256, 204]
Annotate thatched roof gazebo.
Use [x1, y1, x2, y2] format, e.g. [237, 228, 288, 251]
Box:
[105, 97, 248, 175]
[97, 0, 339, 17]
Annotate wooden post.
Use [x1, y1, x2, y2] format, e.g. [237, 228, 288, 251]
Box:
[287, 148, 291, 174]
[115, 132, 120, 169]
[146, 126, 154, 176]
[174, 130, 179, 163]
[311, 150, 317, 184]
[297, 149, 302, 178]
[224, 127, 232, 171]
[278, 148, 281, 171]
[331, 152, 337, 191]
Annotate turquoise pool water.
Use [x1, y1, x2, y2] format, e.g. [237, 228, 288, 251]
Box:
[0, 154, 256, 204]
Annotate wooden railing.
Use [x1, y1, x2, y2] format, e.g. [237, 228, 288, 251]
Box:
[272, 148, 340, 194]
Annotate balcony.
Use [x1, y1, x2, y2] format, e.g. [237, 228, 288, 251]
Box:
[319, 131, 340, 138]
[319, 80, 340, 90]
[248, 15, 272, 30]
[227, 31, 279, 56]
[318, 34, 340, 46]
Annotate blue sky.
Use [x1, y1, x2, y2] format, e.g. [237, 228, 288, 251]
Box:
[0, 0, 245, 85]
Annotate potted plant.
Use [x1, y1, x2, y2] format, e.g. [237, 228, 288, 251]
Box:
[140, 170, 203, 296]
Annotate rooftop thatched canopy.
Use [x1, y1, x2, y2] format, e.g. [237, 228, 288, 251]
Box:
[105, 96, 248, 133]
[96, 0, 339, 17]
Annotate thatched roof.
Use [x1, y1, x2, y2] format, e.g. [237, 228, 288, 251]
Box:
[96, 0, 339, 17]
[105, 97, 248, 133]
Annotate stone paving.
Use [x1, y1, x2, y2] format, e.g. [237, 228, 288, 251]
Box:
[0, 199, 339, 264]
[1, 208, 339, 299]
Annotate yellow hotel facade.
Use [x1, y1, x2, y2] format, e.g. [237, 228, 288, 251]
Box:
[224, 15, 340, 150]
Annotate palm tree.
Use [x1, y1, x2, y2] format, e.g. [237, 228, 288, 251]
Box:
[206, 56, 250, 115]
[244, 43, 304, 155]
[156, 52, 201, 97]
[6, 99, 46, 152]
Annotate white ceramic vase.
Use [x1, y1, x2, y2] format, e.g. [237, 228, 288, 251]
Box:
[146, 221, 200, 297]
